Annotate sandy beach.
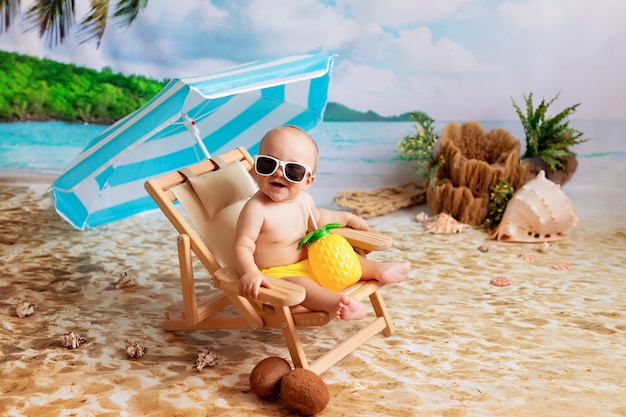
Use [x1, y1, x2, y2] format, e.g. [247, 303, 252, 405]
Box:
[1, 155, 625, 417]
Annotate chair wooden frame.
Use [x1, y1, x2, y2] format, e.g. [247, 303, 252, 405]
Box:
[144, 146, 395, 375]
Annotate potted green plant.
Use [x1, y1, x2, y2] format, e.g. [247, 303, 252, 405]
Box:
[397, 111, 443, 188]
[512, 91, 588, 185]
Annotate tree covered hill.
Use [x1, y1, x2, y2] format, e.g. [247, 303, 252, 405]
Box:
[0, 50, 167, 124]
[0, 50, 413, 124]
[323, 102, 412, 121]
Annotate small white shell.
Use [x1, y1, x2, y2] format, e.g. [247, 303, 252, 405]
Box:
[194, 349, 218, 371]
[113, 272, 137, 289]
[15, 302, 36, 318]
[62, 332, 87, 349]
[126, 342, 148, 359]
[419, 212, 471, 234]
[490, 171, 579, 242]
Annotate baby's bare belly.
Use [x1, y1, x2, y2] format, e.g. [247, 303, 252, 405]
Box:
[254, 244, 306, 269]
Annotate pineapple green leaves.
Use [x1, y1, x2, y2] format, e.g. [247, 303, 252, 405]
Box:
[512, 92, 588, 171]
[298, 223, 342, 248]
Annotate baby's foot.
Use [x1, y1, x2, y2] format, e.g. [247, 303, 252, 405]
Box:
[335, 296, 367, 321]
[375, 261, 411, 283]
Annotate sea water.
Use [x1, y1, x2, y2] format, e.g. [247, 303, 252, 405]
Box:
[0, 119, 624, 205]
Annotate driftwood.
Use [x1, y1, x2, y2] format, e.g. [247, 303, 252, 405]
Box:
[333, 182, 426, 219]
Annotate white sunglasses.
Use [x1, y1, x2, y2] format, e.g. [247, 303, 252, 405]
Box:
[253, 155, 312, 183]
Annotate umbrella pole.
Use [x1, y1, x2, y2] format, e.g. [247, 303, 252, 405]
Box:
[183, 113, 211, 159]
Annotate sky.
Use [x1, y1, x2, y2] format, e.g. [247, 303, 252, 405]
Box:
[1, 0, 625, 120]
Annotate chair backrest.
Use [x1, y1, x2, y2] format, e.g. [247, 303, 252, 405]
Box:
[145, 147, 257, 274]
[171, 160, 258, 267]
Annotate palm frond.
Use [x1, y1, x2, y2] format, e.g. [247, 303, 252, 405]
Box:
[112, 0, 147, 26]
[78, 0, 147, 48]
[23, 0, 75, 48]
[77, 0, 108, 47]
[0, 0, 21, 33]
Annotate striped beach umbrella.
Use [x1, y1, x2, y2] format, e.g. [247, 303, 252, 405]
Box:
[50, 54, 335, 230]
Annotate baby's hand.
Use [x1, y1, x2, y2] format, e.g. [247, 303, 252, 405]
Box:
[239, 270, 272, 300]
[346, 214, 370, 232]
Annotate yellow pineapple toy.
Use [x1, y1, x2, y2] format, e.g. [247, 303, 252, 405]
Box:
[298, 223, 362, 292]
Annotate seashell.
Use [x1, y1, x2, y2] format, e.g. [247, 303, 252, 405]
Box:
[552, 260, 573, 270]
[113, 272, 137, 289]
[538, 241, 552, 253]
[423, 213, 471, 234]
[415, 212, 431, 223]
[490, 276, 512, 287]
[490, 170, 579, 242]
[62, 332, 87, 349]
[194, 349, 218, 371]
[477, 244, 497, 253]
[15, 302, 36, 318]
[518, 252, 536, 262]
[126, 341, 148, 359]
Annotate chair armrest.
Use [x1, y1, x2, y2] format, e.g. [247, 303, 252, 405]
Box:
[213, 266, 306, 307]
[331, 227, 392, 252]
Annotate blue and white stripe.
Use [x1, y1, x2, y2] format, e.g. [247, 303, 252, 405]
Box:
[51, 54, 334, 230]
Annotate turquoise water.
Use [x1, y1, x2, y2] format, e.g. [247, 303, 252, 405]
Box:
[0, 121, 107, 175]
[0, 119, 624, 176]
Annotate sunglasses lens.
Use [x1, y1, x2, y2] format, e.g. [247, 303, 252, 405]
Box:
[255, 156, 278, 175]
[284, 163, 307, 182]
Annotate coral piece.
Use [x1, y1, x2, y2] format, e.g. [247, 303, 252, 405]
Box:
[126, 342, 148, 359]
[194, 349, 218, 371]
[15, 302, 36, 318]
[113, 272, 137, 289]
[490, 276, 512, 287]
[62, 332, 87, 349]
[416, 212, 471, 234]
[249, 357, 292, 398]
[552, 261, 573, 270]
[427, 121, 530, 226]
[489, 170, 579, 242]
[280, 369, 330, 415]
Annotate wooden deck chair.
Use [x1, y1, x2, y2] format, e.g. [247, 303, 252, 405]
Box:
[144, 147, 396, 375]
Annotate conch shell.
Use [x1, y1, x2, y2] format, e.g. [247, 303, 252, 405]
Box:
[489, 170, 578, 242]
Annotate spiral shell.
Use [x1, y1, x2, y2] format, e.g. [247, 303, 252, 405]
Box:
[489, 170, 579, 242]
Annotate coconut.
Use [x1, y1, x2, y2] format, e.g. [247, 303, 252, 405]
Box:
[249, 356, 292, 398]
[279, 368, 330, 415]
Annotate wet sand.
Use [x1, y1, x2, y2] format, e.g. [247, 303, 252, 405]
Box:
[1, 156, 625, 416]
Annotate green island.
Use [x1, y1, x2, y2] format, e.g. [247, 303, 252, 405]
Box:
[0, 50, 412, 124]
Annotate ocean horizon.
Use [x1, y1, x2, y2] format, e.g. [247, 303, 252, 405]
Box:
[1, 119, 624, 208]
[2, 119, 624, 173]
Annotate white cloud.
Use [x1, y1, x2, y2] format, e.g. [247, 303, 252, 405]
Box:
[330, 60, 409, 114]
[243, 0, 361, 54]
[1, 0, 625, 119]
[336, 0, 475, 27]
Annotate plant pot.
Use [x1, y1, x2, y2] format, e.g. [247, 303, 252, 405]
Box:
[522, 154, 578, 186]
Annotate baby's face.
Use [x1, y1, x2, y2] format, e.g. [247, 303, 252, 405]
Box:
[255, 127, 317, 202]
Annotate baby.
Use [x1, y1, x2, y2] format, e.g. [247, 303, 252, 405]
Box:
[232, 125, 411, 320]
